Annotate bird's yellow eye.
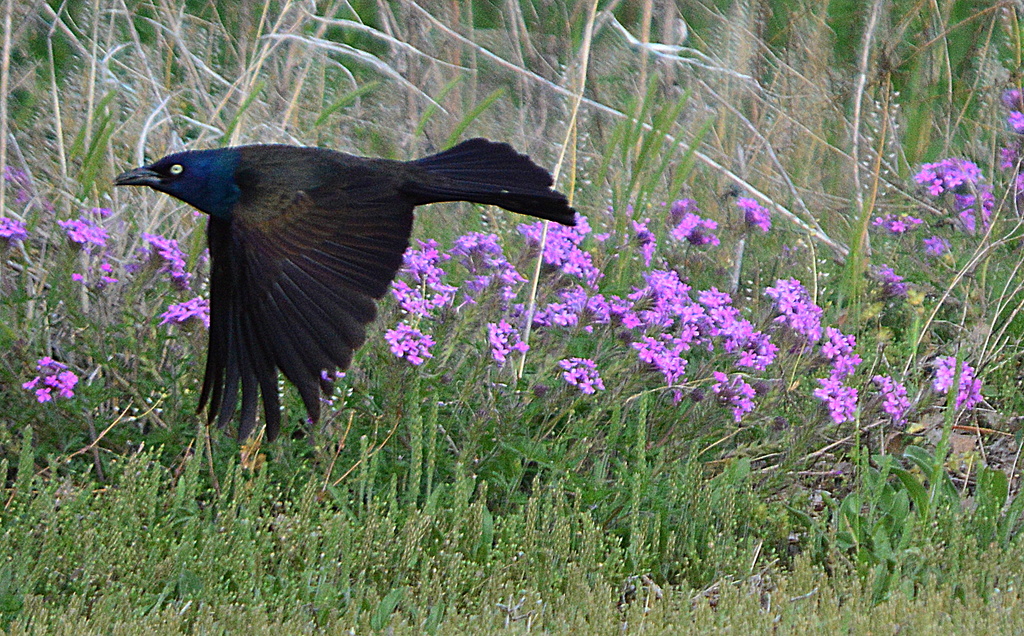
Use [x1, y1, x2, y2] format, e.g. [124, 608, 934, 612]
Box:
[169, 164, 184, 175]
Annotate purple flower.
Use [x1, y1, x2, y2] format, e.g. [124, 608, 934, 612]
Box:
[813, 376, 858, 424]
[141, 233, 192, 290]
[160, 296, 210, 328]
[914, 158, 993, 233]
[736, 198, 771, 233]
[629, 278, 777, 374]
[932, 356, 982, 410]
[632, 218, 658, 266]
[1004, 90, 1024, 133]
[871, 265, 908, 298]
[711, 371, 756, 422]
[2, 166, 29, 186]
[670, 212, 719, 246]
[385, 322, 434, 365]
[450, 230, 500, 262]
[0, 216, 27, 245]
[914, 158, 981, 196]
[872, 375, 910, 426]
[1004, 89, 1024, 139]
[533, 286, 591, 330]
[605, 294, 640, 329]
[559, 249, 602, 288]
[1009, 112, 1024, 134]
[72, 261, 119, 289]
[392, 239, 457, 317]
[3, 166, 32, 204]
[404, 238, 449, 277]
[734, 331, 778, 371]
[52, 371, 78, 399]
[58, 218, 108, 251]
[1004, 89, 1024, 111]
[21, 375, 51, 403]
[1004, 94, 1024, 198]
[668, 198, 700, 224]
[765, 278, 823, 344]
[99, 262, 118, 283]
[633, 334, 690, 400]
[22, 357, 78, 403]
[321, 369, 347, 383]
[558, 357, 605, 394]
[583, 293, 612, 325]
[452, 232, 525, 302]
[318, 369, 347, 406]
[36, 356, 64, 370]
[487, 320, 528, 366]
[821, 328, 861, 379]
[955, 193, 994, 234]
[923, 235, 950, 256]
[519, 215, 602, 287]
[630, 269, 693, 330]
[697, 287, 732, 311]
[1000, 143, 1021, 171]
[697, 288, 777, 370]
[872, 213, 923, 235]
[698, 288, 740, 344]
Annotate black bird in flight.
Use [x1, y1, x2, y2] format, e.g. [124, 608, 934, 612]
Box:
[115, 138, 575, 442]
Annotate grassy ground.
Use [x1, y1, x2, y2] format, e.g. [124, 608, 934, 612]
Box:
[2, 0, 1024, 631]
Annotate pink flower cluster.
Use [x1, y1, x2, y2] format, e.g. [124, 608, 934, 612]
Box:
[872, 375, 910, 426]
[913, 158, 993, 234]
[384, 323, 435, 366]
[487, 319, 529, 366]
[558, 357, 605, 394]
[160, 296, 210, 328]
[519, 215, 602, 288]
[736, 198, 771, 233]
[58, 217, 108, 251]
[932, 356, 983, 410]
[142, 233, 192, 290]
[0, 216, 27, 245]
[22, 357, 78, 403]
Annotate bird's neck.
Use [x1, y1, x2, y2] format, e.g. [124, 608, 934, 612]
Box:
[197, 152, 242, 220]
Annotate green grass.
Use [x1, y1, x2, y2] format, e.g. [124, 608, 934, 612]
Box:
[3, 436, 1024, 633]
[2, 0, 1024, 631]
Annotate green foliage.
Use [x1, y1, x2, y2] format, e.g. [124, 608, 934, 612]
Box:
[595, 81, 701, 236]
[3, 430, 1024, 632]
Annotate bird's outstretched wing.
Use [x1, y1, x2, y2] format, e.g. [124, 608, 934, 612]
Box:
[200, 172, 414, 441]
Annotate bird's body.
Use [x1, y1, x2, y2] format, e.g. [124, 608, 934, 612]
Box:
[115, 138, 575, 441]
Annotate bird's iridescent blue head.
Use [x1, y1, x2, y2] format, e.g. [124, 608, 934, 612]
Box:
[115, 148, 242, 219]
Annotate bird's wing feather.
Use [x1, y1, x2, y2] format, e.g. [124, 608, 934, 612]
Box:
[199, 187, 414, 441]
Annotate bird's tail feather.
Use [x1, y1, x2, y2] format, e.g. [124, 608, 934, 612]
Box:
[405, 138, 576, 226]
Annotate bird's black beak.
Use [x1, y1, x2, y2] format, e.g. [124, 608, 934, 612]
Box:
[114, 166, 161, 187]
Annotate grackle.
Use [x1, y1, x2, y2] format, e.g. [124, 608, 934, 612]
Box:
[115, 138, 575, 441]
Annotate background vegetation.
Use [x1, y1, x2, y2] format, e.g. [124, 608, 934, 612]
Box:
[2, 0, 1024, 631]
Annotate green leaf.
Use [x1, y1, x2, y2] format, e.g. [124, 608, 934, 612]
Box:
[477, 506, 494, 561]
[414, 77, 462, 140]
[315, 81, 381, 126]
[902, 445, 934, 475]
[424, 602, 446, 635]
[785, 504, 813, 529]
[222, 80, 266, 143]
[444, 87, 506, 148]
[1001, 486, 1024, 546]
[976, 466, 1009, 518]
[892, 468, 929, 519]
[371, 587, 404, 632]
